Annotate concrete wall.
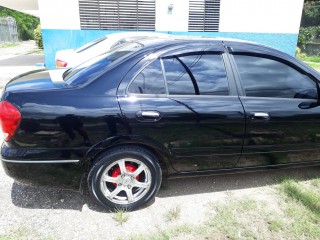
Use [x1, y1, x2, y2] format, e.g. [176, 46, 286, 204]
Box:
[38, 0, 304, 68]
[219, 0, 303, 33]
[155, 0, 189, 32]
[38, 0, 80, 29]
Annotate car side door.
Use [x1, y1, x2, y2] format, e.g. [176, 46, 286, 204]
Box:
[117, 44, 246, 172]
[228, 48, 320, 167]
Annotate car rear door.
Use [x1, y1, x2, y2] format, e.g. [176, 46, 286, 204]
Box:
[117, 43, 246, 172]
[227, 45, 320, 167]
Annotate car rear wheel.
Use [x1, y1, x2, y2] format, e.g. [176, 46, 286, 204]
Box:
[88, 146, 162, 210]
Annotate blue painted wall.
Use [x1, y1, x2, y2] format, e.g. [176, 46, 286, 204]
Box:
[42, 29, 298, 68]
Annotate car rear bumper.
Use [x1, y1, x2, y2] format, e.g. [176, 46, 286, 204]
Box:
[1, 158, 84, 190]
[1, 145, 86, 190]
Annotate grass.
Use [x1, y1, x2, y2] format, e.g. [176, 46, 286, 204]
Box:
[276, 179, 320, 239]
[122, 178, 320, 240]
[300, 56, 320, 63]
[280, 179, 320, 215]
[297, 54, 320, 69]
[310, 178, 320, 188]
[119, 224, 195, 240]
[0, 226, 55, 240]
[0, 227, 25, 240]
[164, 206, 181, 222]
[206, 198, 261, 239]
[306, 62, 320, 69]
[0, 43, 19, 48]
[113, 208, 129, 225]
[267, 219, 284, 232]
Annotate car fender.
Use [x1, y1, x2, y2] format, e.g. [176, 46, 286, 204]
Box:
[83, 135, 175, 174]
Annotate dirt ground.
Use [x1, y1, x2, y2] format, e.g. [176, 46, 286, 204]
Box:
[1, 161, 319, 239]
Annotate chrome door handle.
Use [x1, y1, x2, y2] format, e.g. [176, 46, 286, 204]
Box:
[252, 112, 269, 118]
[249, 112, 270, 122]
[136, 111, 161, 122]
[141, 111, 160, 118]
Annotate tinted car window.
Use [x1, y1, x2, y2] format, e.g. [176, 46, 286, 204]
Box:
[163, 53, 229, 95]
[234, 55, 317, 99]
[65, 43, 143, 86]
[163, 57, 195, 95]
[128, 60, 166, 94]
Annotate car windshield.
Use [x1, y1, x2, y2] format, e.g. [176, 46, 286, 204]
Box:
[64, 42, 143, 86]
[75, 36, 108, 53]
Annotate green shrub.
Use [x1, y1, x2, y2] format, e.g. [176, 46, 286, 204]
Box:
[298, 26, 320, 44]
[295, 47, 306, 60]
[18, 25, 34, 40]
[34, 25, 43, 49]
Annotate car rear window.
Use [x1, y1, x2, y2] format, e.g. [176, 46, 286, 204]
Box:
[64, 43, 143, 86]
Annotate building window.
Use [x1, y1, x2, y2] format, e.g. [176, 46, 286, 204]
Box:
[79, 0, 155, 30]
[188, 0, 221, 32]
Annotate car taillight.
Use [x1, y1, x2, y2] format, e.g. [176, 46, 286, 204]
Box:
[56, 59, 68, 68]
[0, 101, 21, 141]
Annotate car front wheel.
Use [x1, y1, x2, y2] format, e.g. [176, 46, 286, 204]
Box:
[88, 146, 162, 210]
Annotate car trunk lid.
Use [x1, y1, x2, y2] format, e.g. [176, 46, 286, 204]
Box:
[3, 69, 67, 94]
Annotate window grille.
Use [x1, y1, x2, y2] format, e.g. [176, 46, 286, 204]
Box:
[188, 0, 220, 32]
[79, 0, 155, 30]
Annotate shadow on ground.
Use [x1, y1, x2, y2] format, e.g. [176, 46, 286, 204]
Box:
[11, 166, 320, 212]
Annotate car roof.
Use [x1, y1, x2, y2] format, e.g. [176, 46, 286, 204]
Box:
[118, 37, 297, 69]
[126, 37, 318, 80]
[129, 36, 268, 52]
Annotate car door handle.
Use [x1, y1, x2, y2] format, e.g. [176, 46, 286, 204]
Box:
[249, 112, 270, 122]
[141, 111, 160, 118]
[136, 111, 161, 122]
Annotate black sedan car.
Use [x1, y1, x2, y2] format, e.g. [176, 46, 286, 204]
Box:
[1, 38, 320, 210]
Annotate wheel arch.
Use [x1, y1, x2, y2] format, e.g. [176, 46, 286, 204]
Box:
[79, 136, 173, 192]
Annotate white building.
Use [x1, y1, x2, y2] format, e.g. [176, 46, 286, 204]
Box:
[4, 0, 305, 68]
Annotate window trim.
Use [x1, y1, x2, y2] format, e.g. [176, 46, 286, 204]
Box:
[230, 52, 319, 99]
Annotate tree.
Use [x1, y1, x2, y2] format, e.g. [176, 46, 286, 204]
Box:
[301, 0, 320, 27]
[0, 6, 40, 40]
[34, 25, 43, 49]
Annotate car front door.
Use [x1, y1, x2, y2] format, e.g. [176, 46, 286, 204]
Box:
[229, 50, 320, 167]
[118, 45, 246, 172]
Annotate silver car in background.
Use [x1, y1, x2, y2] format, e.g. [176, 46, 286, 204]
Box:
[55, 32, 171, 68]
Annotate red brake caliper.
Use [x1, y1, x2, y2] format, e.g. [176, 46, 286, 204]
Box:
[111, 164, 140, 187]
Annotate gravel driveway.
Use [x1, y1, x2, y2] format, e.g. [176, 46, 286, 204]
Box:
[1, 156, 319, 240]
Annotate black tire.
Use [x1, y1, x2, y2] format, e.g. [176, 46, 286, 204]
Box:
[87, 146, 162, 210]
